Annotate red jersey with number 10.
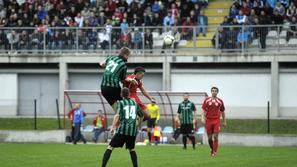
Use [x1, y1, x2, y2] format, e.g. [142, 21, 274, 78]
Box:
[123, 74, 143, 96]
[202, 97, 225, 119]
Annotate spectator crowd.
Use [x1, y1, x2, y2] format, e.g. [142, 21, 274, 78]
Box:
[215, 0, 297, 50]
[0, 0, 209, 51]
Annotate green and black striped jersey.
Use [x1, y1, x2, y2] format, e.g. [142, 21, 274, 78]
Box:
[116, 98, 143, 136]
[177, 100, 196, 124]
[101, 55, 127, 88]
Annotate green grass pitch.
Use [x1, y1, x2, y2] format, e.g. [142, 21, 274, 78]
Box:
[0, 144, 297, 167]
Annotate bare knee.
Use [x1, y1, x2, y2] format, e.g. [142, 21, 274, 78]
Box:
[112, 102, 117, 113]
[213, 134, 219, 140]
[107, 145, 114, 150]
[207, 134, 213, 140]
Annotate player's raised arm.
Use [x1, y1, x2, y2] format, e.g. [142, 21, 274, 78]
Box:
[140, 86, 152, 102]
[99, 61, 106, 68]
[125, 75, 138, 85]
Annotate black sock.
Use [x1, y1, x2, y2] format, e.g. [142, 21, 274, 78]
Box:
[208, 139, 213, 150]
[101, 149, 112, 167]
[191, 136, 196, 148]
[130, 151, 138, 167]
[148, 132, 151, 142]
[182, 135, 187, 148]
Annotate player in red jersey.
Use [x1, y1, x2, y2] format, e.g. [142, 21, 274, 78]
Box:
[123, 67, 152, 120]
[201, 87, 227, 157]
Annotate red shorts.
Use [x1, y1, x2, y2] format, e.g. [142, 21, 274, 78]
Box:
[130, 94, 146, 111]
[205, 118, 221, 136]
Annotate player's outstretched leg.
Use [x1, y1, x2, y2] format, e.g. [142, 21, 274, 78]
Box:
[101, 146, 113, 167]
[142, 109, 151, 122]
[129, 149, 138, 167]
[182, 135, 187, 149]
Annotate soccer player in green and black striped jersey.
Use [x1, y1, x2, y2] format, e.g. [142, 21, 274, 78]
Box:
[101, 87, 143, 167]
[99, 47, 130, 113]
[176, 93, 197, 149]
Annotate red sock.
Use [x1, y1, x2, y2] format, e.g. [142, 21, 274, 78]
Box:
[213, 139, 219, 153]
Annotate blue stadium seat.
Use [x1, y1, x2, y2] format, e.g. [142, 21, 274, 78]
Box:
[82, 125, 94, 132]
[163, 126, 174, 134]
[196, 127, 205, 135]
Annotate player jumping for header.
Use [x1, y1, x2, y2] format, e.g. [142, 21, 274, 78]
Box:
[201, 86, 227, 157]
[99, 47, 130, 113]
[123, 66, 152, 120]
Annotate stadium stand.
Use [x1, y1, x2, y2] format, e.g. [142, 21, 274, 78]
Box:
[0, 0, 234, 51]
[0, 0, 296, 53]
[215, 0, 297, 50]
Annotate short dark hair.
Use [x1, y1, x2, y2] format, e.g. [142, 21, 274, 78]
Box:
[183, 92, 189, 96]
[134, 67, 145, 74]
[121, 87, 130, 98]
[211, 87, 219, 92]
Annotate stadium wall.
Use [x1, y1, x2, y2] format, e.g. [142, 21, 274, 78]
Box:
[0, 54, 297, 119]
[219, 133, 297, 147]
[0, 74, 17, 116]
[172, 69, 271, 119]
[0, 130, 66, 143]
[1, 130, 297, 146]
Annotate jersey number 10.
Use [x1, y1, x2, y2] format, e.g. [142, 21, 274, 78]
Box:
[124, 105, 136, 119]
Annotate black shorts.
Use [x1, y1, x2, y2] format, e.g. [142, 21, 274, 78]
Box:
[101, 86, 122, 106]
[147, 118, 156, 128]
[180, 124, 194, 135]
[109, 133, 136, 149]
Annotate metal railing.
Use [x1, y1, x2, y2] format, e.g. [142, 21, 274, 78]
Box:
[215, 24, 297, 54]
[64, 90, 208, 129]
[0, 24, 296, 56]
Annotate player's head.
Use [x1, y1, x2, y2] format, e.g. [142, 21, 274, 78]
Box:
[121, 87, 130, 98]
[134, 66, 145, 80]
[98, 109, 103, 116]
[74, 103, 81, 109]
[183, 93, 189, 101]
[119, 47, 131, 61]
[211, 87, 219, 98]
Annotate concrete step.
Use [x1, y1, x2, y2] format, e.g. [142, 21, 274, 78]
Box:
[208, 17, 224, 24]
[208, 26, 218, 32]
[184, 40, 213, 48]
[205, 8, 229, 16]
[196, 32, 215, 40]
[208, 1, 233, 9]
